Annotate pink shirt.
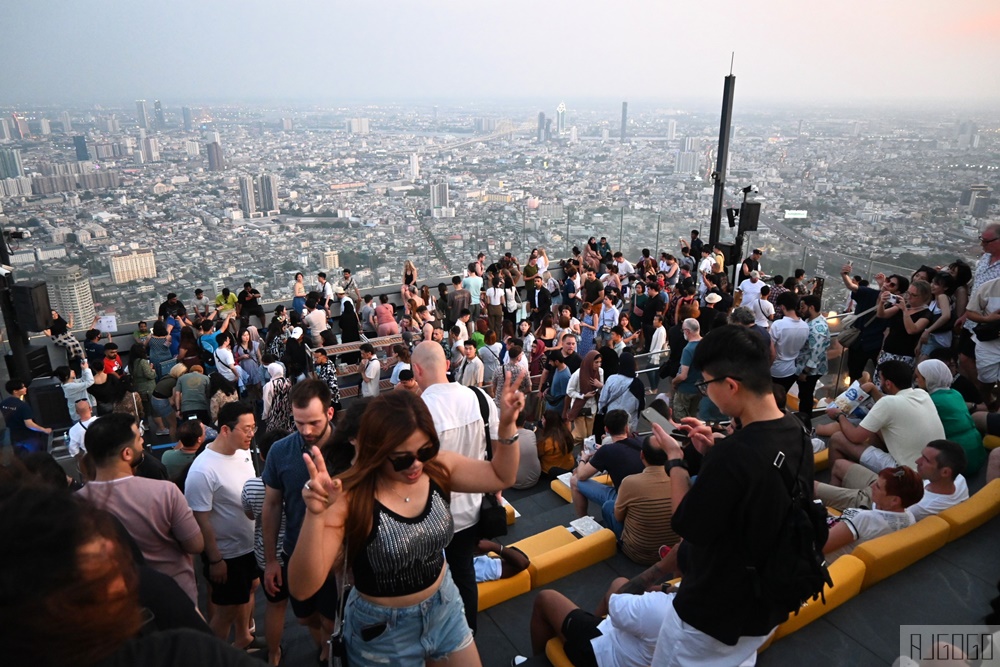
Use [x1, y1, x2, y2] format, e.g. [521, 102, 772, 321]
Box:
[78, 476, 203, 603]
[376, 303, 395, 325]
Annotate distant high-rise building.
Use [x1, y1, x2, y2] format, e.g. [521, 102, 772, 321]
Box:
[961, 185, 990, 207]
[409, 153, 419, 182]
[281, 117, 293, 131]
[109, 249, 157, 284]
[135, 100, 150, 130]
[667, 119, 677, 140]
[185, 140, 200, 157]
[683, 137, 701, 152]
[46, 265, 96, 325]
[430, 182, 449, 209]
[346, 118, 370, 134]
[620, 102, 628, 143]
[537, 112, 546, 143]
[154, 100, 165, 128]
[203, 130, 221, 145]
[182, 107, 193, 131]
[674, 151, 700, 175]
[142, 137, 160, 162]
[971, 192, 992, 218]
[474, 118, 497, 133]
[239, 175, 257, 217]
[0, 149, 24, 179]
[39, 118, 51, 135]
[321, 251, 340, 271]
[257, 173, 279, 214]
[106, 115, 120, 134]
[433, 106, 438, 123]
[73, 136, 90, 161]
[11, 113, 29, 140]
[601, 128, 610, 141]
[0, 118, 10, 141]
[60, 111, 72, 132]
[556, 102, 566, 134]
[569, 126, 579, 144]
[206, 142, 224, 171]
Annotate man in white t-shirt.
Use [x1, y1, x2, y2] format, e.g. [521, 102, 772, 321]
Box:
[769, 292, 810, 389]
[823, 465, 924, 562]
[746, 285, 775, 333]
[192, 288, 213, 318]
[825, 360, 945, 481]
[183, 402, 258, 646]
[816, 440, 969, 519]
[697, 247, 715, 299]
[66, 399, 98, 459]
[359, 343, 381, 397]
[214, 332, 239, 384]
[736, 270, 764, 305]
[412, 340, 500, 634]
[522, 580, 674, 667]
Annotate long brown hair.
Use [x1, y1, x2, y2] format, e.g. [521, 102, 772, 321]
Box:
[539, 409, 574, 457]
[338, 391, 451, 567]
[0, 483, 143, 667]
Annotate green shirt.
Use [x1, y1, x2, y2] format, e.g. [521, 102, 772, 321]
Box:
[929, 388, 985, 475]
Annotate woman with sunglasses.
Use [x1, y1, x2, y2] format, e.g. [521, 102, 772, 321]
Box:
[290, 372, 525, 666]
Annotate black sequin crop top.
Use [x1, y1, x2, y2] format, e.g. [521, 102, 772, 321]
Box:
[352, 480, 454, 597]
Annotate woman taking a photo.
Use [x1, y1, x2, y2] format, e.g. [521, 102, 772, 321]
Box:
[290, 373, 525, 667]
[293, 272, 307, 315]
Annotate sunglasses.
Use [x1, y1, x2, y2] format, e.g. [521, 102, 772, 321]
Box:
[388, 444, 438, 472]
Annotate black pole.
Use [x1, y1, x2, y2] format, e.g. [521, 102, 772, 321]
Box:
[709, 74, 736, 248]
[0, 224, 30, 382]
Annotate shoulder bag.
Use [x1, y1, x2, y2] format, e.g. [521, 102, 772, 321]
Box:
[471, 386, 508, 539]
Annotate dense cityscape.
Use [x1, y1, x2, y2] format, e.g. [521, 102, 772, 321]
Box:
[0, 99, 996, 328]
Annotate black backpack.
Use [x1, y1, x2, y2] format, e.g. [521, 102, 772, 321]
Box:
[746, 428, 833, 615]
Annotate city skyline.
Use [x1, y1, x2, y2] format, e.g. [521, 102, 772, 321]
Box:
[2, 0, 998, 106]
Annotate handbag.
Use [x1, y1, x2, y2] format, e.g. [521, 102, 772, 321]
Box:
[974, 320, 1000, 342]
[327, 543, 351, 667]
[836, 305, 878, 349]
[471, 387, 508, 539]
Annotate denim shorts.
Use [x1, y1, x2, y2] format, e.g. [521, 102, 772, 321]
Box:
[151, 396, 173, 418]
[345, 567, 474, 666]
[576, 478, 617, 507]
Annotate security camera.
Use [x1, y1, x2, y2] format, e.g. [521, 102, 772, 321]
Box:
[751, 185, 759, 194]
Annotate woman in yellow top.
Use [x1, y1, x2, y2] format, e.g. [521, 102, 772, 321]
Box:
[536, 409, 576, 476]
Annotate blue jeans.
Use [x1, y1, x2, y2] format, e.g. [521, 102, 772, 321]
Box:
[345, 567, 473, 665]
[576, 479, 623, 538]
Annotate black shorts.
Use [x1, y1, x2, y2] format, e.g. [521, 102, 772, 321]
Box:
[561, 608, 602, 667]
[959, 328, 976, 359]
[242, 305, 265, 319]
[282, 551, 341, 620]
[257, 563, 289, 604]
[986, 412, 1000, 437]
[202, 552, 258, 606]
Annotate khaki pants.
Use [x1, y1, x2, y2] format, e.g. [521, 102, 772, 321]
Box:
[672, 391, 702, 421]
[571, 415, 595, 443]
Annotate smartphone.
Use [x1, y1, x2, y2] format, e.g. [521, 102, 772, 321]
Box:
[642, 407, 686, 439]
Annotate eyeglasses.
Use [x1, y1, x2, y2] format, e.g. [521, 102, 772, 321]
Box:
[388, 444, 439, 472]
[981, 236, 998, 244]
[224, 422, 258, 435]
[695, 375, 741, 395]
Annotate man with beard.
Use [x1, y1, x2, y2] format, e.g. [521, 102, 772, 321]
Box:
[77, 413, 204, 604]
[261, 380, 343, 664]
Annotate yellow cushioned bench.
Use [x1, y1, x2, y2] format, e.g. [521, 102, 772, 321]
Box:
[982, 435, 1000, 450]
[550, 473, 612, 503]
[545, 637, 574, 667]
[512, 526, 618, 588]
[851, 516, 950, 590]
[813, 447, 829, 472]
[771, 554, 866, 641]
[477, 569, 531, 612]
[505, 502, 516, 526]
[937, 478, 1000, 541]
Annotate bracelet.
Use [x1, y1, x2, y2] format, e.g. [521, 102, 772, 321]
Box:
[498, 544, 504, 556]
[665, 459, 689, 474]
[496, 433, 519, 446]
[209, 557, 223, 565]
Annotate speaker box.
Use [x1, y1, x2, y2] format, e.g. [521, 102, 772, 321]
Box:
[4, 346, 53, 381]
[28, 376, 73, 429]
[739, 202, 761, 232]
[11, 281, 53, 332]
[716, 242, 742, 267]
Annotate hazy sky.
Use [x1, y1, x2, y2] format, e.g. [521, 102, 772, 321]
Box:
[2, 0, 998, 107]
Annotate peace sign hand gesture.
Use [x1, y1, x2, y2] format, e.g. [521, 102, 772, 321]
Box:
[498, 368, 527, 428]
[301, 445, 342, 515]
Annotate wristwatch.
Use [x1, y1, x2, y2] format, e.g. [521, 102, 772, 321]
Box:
[496, 433, 520, 446]
[665, 458, 689, 474]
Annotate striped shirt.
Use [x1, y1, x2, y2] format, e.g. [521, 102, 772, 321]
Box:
[615, 466, 679, 565]
[241, 477, 286, 571]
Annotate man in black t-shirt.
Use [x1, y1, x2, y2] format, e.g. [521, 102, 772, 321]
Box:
[1, 379, 52, 454]
[569, 409, 644, 537]
[741, 248, 763, 279]
[640, 325, 817, 665]
[582, 268, 604, 305]
[236, 282, 265, 329]
[157, 293, 187, 321]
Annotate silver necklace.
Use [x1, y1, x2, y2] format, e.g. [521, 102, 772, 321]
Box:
[382, 481, 410, 503]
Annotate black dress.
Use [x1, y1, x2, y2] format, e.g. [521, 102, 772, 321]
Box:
[339, 300, 362, 365]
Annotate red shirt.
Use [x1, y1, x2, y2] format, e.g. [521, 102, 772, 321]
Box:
[104, 356, 122, 375]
